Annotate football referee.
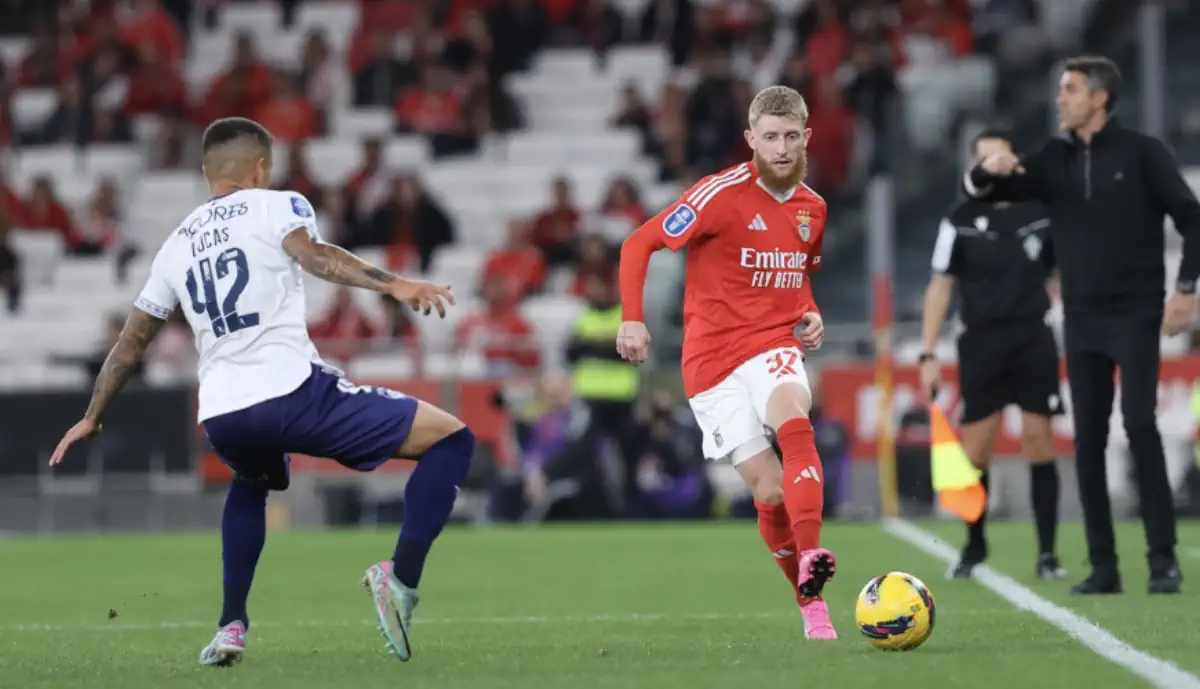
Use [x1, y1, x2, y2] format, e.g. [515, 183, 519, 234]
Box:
[964, 56, 1200, 595]
[922, 129, 1066, 582]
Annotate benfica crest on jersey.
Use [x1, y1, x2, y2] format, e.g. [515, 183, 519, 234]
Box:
[796, 210, 812, 242]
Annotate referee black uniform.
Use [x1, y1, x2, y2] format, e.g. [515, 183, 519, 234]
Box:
[933, 200, 1060, 424]
[965, 57, 1200, 595]
[928, 194, 1066, 579]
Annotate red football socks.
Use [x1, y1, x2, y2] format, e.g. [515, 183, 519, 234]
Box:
[777, 417, 824, 552]
[755, 499, 799, 591]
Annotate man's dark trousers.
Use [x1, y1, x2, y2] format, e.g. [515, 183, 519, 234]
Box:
[1064, 308, 1177, 569]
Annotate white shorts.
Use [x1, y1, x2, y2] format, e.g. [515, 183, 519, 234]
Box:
[687, 346, 812, 465]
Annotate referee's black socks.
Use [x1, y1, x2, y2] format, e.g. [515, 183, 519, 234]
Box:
[1029, 461, 1060, 556]
[965, 470, 990, 552]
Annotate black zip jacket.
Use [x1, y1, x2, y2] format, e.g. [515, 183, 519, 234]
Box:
[964, 118, 1200, 315]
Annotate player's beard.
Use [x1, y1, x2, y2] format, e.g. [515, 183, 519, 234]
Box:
[754, 149, 807, 192]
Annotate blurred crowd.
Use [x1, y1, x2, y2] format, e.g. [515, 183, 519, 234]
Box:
[477, 368, 853, 523]
[0, 0, 993, 326]
[0, 0, 1012, 519]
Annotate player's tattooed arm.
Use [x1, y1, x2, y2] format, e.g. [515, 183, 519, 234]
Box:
[83, 309, 165, 423]
[281, 228, 399, 292]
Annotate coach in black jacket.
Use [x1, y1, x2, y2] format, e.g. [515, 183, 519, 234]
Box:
[964, 56, 1200, 596]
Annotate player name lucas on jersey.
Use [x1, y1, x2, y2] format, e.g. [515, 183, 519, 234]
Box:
[181, 200, 250, 258]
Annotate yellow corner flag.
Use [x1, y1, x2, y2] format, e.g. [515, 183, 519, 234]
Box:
[929, 403, 986, 523]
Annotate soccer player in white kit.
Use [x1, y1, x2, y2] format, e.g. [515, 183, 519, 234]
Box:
[50, 118, 471, 665]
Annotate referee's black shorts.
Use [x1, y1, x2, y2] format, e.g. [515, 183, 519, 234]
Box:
[956, 320, 1064, 424]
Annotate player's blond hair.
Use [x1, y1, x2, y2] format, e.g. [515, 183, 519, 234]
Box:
[748, 86, 809, 127]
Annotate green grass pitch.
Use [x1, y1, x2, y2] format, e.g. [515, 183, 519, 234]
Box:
[1, 520, 1196, 689]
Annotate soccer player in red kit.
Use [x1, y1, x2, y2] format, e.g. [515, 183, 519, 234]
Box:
[617, 86, 836, 640]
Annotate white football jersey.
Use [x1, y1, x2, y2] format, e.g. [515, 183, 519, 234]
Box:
[135, 188, 324, 422]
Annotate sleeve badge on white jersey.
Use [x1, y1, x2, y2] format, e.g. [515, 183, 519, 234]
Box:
[290, 195, 313, 218]
[663, 203, 697, 237]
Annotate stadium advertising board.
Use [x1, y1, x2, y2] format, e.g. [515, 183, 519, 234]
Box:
[820, 356, 1200, 460]
[0, 387, 193, 477]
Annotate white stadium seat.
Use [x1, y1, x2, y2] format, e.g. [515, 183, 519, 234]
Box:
[10, 89, 58, 130]
[218, 4, 282, 43]
[8, 230, 65, 285]
[521, 295, 583, 369]
[302, 138, 365, 186]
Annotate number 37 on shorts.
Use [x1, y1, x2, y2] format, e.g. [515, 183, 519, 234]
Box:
[686, 347, 811, 462]
[766, 349, 801, 378]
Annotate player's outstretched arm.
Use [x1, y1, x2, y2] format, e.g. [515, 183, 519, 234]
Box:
[617, 223, 667, 365]
[281, 228, 454, 317]
[617, 170, 732, 363]
[49, 308, 165, 465]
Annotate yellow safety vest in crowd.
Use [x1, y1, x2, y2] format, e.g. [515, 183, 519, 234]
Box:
[571, 306, 640, 401]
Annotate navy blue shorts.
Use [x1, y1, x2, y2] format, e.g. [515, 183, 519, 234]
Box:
[203, 364, 419, 490]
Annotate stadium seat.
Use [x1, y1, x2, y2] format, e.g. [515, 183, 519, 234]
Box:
[13, 145, 83, 184]
[348, 352, 416, 380]
[295, 2, 361, 53]
[302, 138, 365, 186]
[411, 297, 479, 354]
[424, 350, 488, 379]
[27, 173, 96, 211]
[0, 37, 29, 69]
[9, 230, 66, 285]
[131, 114, 164, 145]
[523, 100, 614, 132]
[603, 45, 672, 98]
[330, 108, 395, 139]
[384, 137, 431, 169]
[257, 31, 308, 70]
[82, 145, 144, 178]
[0, 361, 87, 390]
[0, 315, 100, 359]
[303, 274, 337, 319]
[10, 89, 58, 131]
[520, 295, 583, 369]
[49, 258, 115, 291]
[219, 3, 281, 36]
[452, 212, 506, 251]
[430, 246, 487, 297]
[501, 130, 641, 167]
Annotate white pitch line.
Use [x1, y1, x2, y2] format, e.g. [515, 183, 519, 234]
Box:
[884, 518, 1200, 689]
[3, 607, 1022, 634]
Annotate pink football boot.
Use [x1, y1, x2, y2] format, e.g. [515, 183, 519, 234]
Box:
[199, 621, 246, 667]
[797, 548, 838, 640]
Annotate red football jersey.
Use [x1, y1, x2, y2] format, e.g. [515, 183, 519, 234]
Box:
[620, 161, 825, 397]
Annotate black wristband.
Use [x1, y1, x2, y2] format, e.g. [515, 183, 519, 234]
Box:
[918, 352, 937, 364]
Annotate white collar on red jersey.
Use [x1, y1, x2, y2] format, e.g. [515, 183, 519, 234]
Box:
[755, 177, 797, 204]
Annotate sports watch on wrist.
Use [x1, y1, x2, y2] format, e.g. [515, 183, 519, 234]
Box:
[1177, 278, 1197, 295]
[918, 352, 937, 364]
